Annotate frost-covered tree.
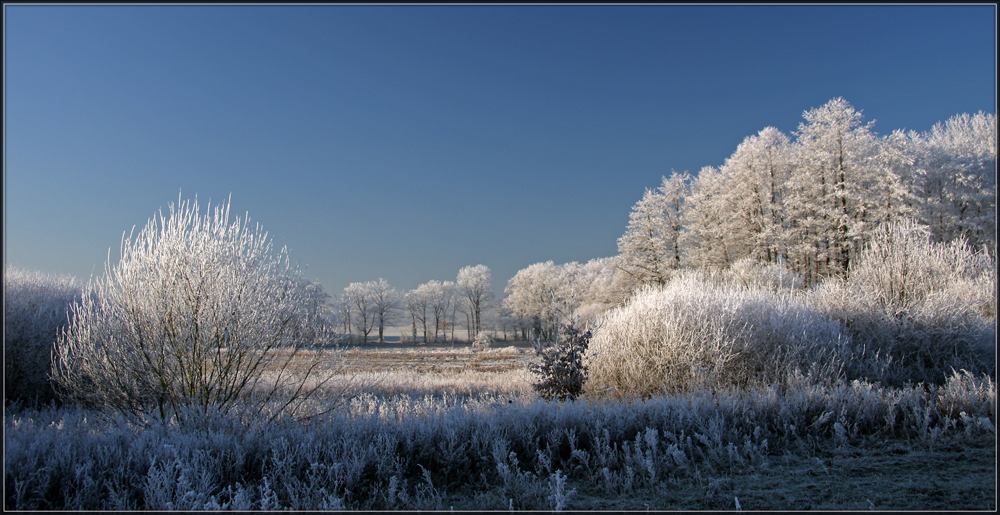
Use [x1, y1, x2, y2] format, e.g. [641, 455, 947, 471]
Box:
[421, 280, 455, 342]
[869, 129, 921, 227]
[334, 293, 354, 343]
[52, 196, 338, 422]
[344, 282, 377, 343]
[681, 166, 735, 271]
[369, 278, 399, 343]
[617, 172, 690, 288]
[577, 256, 627, 306]
[913, 111, 997, 255]
[503, 261, 562, 341]
[719, 127, 793, 264]
[406, 284, 433, 343]
[457, 264, 493, 337]
[788, 97, 880, 281]
[503, 258, 620, 340]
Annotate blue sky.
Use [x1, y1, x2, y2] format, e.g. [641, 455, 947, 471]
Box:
[4, 4, 996, 297]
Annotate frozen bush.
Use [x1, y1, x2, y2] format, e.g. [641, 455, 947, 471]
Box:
[51, 195, 342, 422]
[530, 323, 591, 401]
[4, 266, 81, 407]
[936, 370, 996, 421]
[724, 257, 805, 292]
[809, 219, 996, 385]
[472, 331, 493, 352]
[585, 272, 849, 399]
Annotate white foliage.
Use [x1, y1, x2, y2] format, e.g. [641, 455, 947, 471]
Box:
[681, 166, 735, 271]
[587, 272, 849, 398]
[503, 257, 620, 340]
[344, 279, 398, 343]
[717, 127, 793, 265]
[912, 111, 997, 254]
[808, 218, 996, 384]
[51, 195, 339, 422]
[618, 172, 690, 287]
[457, 264, 494, 337]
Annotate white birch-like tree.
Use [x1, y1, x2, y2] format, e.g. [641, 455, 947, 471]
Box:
[719, 127, 793, 264]
[789, 97, 880, 280]
[503, 261, 562, 341]
[406, 283, 433, 343]
[681, 166, 735, 271]
[617, 172, 690, 288]
[334, 294, 354, 343]
[913, 111, 997, 255]
[422, 280, 455, 342]
[369, 278, 399, 344]
[344, 282, 377, 343]
[457, 265, 493, 337]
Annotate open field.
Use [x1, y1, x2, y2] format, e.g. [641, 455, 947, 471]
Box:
[340, 341, 534, 374]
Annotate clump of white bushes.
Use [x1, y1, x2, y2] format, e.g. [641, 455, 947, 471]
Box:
[586, 273, 847, 399]
[810, 219, 996, 386]
[586, 219, 996, 399]
[4, 266, 82, 407]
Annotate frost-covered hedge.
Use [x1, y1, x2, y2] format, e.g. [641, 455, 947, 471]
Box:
[586, 272, 847, 399]
[808, 219, 996, 386]
[4, 266, 81, 407]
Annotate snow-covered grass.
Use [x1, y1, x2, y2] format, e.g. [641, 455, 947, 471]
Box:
[4, 265, 82, 407]
[5, 370, 994, 510]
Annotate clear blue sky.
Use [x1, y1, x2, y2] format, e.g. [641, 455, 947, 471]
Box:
[4, 4, 996, 296]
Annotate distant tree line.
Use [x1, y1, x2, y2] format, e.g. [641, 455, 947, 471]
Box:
[337, 98, 996, 345]
[335, 265, 494, 344]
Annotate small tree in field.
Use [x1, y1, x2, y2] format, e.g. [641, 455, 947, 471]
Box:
[52, 195, 340, 422]
[529, 323, 591, 401]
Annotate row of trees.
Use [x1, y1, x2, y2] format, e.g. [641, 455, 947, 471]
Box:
[319, 98, 997, 346]
[335, 99, 994, 345]
[618, 98, 996, 287]
[497, 98, 995, 341]
[336, 265, 494, 343]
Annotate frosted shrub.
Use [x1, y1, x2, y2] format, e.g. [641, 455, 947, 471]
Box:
[51, 195, 341, 422]
[530, 324, 591, 401]
[586, 272, 848, 399]
[810, 219, 996, 385]
[472, 331, 493, 351]
[4, 266, 81, 407]
[725, 257, 805, 292]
